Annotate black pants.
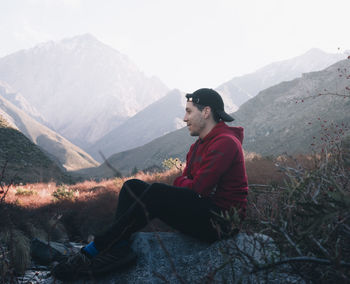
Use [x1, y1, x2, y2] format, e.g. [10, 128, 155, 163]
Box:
[94, 179, 221, 251]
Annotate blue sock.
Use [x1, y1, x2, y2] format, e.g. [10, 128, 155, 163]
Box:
[83, 241, 99, 257]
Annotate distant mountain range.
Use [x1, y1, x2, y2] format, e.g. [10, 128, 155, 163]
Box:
[0, 114, 69, 183]
[0, 84, 99, 171]
[234, 58, 350, 155]
[85, 57, 350, 176]
[216, 48, 347, 109]
[0, 34, 169, 148]
[87, 48, 346, 160]
[88, 89, 187, 160]
[0, 33, 348, 179]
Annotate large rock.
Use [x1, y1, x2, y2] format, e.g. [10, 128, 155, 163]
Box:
[20, 232, 303, 283]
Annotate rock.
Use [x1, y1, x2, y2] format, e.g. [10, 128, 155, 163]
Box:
[30, 238, 79, 265]
[22, 232, 304, 283]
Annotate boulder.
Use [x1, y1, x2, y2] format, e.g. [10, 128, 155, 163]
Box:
[20, 232, 304, 283]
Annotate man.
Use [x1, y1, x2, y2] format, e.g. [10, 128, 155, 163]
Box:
[52, 88, 248, 280]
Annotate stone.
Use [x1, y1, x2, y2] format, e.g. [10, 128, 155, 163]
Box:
[30, 238, 79, 265]
[20, 232, 304, 284]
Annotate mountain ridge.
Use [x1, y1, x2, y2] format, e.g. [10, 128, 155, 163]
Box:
[0, 114, 70, 184]
[0, 86, 99, 171]
[83, 57, 350, 176]
[0, 34, 169, 148]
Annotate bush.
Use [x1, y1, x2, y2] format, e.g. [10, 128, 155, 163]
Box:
[245, 141, 350, 283]
[52, 186, 75, 201]
[15, 187, 37, 196]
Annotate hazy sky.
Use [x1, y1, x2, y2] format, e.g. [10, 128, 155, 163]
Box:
[1, 0, 349, 91]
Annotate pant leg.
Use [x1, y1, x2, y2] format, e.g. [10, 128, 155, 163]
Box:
[94, 179, 220, 251]
[94, 179, 150, 250]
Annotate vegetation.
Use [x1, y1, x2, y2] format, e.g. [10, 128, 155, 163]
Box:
[0, 115, 70, 184]
[1, 123, 349, 283]
[245, 140, 350, 282]
[52, 186, 76, 201]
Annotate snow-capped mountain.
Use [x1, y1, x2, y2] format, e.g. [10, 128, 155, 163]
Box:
[0, 34, 169, 148]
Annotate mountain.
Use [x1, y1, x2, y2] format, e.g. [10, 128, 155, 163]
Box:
[234, 58, 350, 155]
[83, 57, 350, 176]
[88, 48, 346, 161]
[0, 114, 69, 184]
[75, 127, 196, 178]
[217, 48, 347, 109]
[89, 89, 187, 160]
[0, 88, 99, 171]
[0, 80, 48, 126]
[0, 34, 169, 148]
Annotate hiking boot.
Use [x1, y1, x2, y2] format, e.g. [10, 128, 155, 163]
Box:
[51, 249, 93, 281]
[51, 244, 137, 280]
[89, 244, 137, 276]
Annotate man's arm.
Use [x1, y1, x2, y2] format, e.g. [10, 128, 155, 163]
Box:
[174, 136, 239, 197]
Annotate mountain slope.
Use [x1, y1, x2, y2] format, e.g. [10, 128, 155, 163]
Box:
[0, 115, 69, 183]
[89, 48, 346, 161]
[0, 90, 99, 171]
[85, 57, 350, 176]
[0, 34, 169, 148]
[0, 80, 48, 126]
[75, 127, 196, 177]
[217, 48, 347, 109]
[89, 89, 186, 160]
[234, 58, 350, 155]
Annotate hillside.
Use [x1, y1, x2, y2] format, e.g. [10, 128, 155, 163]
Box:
[82, 57, 350, 176]
[0, 91, 99, 171]
[88, 48, 346, 161]
[217, 48, 346, 108]
[89, 89, 186, 160]
[75, 127, 196, 177]
[234, 58, 350, 155]
[0, 115, 69, 184]
[0, 34, 169, 148]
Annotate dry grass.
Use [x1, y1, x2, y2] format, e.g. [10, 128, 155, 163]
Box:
[2, 153, 312, 252]
[0, 152, 341, 277]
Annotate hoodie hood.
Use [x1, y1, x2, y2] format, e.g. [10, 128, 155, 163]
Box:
[202, 121, 244, 144]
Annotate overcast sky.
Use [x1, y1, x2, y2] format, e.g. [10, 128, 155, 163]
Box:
[1, 0, 349, 91]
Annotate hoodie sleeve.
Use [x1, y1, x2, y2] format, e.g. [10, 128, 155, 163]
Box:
[173, 144, 192, 187]
[174, 136, 239, 196]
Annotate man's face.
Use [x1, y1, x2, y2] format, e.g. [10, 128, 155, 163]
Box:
[184, 102, 206, 137]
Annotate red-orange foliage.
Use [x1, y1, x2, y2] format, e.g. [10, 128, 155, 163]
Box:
[2, 154, 318, 241]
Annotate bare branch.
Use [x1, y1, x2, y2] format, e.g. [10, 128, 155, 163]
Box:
[252, 256, 350, 273]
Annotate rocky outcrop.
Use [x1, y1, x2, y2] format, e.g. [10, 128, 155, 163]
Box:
[21, 232, 303, 283]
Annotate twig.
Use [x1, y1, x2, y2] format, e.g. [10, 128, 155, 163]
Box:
[99, 151, 122, 178]
[251, 256, 350, 273]
[269, 223, 302, 256]
[123, 183, 187, 284]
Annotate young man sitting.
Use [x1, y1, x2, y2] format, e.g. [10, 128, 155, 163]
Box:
[52, 88, 248, 280]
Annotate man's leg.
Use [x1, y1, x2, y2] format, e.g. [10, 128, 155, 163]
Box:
[94, 179, 152, 251]
[94, 179, 220, 252]
[52, 179, 220, 280]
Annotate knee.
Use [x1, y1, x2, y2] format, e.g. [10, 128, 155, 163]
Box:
[120, 179, 148, 197]
[147, 183, 167, 197]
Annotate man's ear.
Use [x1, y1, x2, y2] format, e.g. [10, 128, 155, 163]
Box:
[203, 106, 211, 119]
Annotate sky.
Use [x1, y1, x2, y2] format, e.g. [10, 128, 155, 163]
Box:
[1, 0, 350, 92]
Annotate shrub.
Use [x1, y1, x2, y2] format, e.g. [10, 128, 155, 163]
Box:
[162, 158, 183, 171]
[52, 186, 75, 201]
[15, 187, 37, 196]
[244, 139, 350, 283]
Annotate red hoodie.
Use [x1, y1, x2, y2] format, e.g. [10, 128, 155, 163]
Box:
[173, 121, 248, 213]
